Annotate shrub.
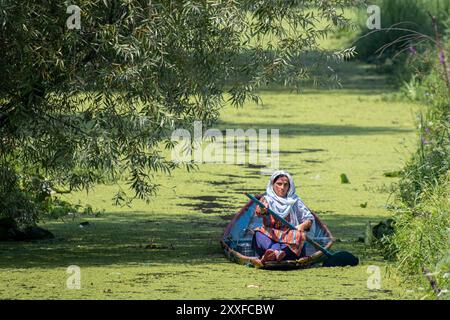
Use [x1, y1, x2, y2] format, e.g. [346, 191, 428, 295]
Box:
[0, 164, 101, 227]
[384, 183, 449, 298]
[382, 40, 449, 298]
[355, 0, 449, 60]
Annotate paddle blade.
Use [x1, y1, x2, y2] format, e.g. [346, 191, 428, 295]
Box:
[322, 251, 359, 267]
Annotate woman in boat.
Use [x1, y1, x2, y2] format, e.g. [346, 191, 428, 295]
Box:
[252, 170, 315, 266]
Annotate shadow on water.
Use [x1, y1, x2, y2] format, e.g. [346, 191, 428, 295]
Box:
[0, 211, 386, 269]
[215, 173, 260, 179]
[208, 180, 240, 186]
[215, 122, 412, 137]
[279, 148, 327, 154]
[177, 195, 237, 214]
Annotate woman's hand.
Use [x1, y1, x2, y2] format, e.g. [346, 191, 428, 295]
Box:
[296, 219, 312, 232]
[255, 197, 269, 216]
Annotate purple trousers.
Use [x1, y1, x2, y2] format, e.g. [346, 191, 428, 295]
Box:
[252, 231, 305, 260]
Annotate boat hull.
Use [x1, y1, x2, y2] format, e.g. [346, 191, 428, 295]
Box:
[221, 196, 334, 269]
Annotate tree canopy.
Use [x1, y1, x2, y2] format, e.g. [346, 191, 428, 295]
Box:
[0, 0, 362, 224]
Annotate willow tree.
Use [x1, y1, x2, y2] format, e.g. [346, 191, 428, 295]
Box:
[0, 0, 362, 224]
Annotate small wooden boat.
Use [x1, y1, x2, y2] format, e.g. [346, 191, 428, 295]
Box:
[220, 195, 335, 269]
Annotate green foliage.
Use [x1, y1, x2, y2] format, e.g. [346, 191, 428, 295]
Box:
[434, 247, 450, 299]
[354, 0, 449, 60]
[381, 35, 449, 298]
[0, 163, 102, 226]
[395, 49, 449, 207]
[400, 128, 447, 201]
[394, 36, 449, 95]
[340, 173, 350, 183]
[0, 0, 362, 224]
[384, 184, 449, 286]
[350, 0, 450, 90]
[0, 184, 39, 225]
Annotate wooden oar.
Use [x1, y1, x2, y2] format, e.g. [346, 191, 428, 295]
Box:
[244, 193, 359, 267]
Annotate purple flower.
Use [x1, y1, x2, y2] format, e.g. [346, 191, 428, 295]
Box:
[439, 50, 446, 65]
[421, 137, 430, 145]
[409, 46, 417, 55]
[425, 127, 430, 134]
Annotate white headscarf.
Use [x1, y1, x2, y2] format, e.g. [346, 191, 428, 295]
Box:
[265, 170, 301, 226]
